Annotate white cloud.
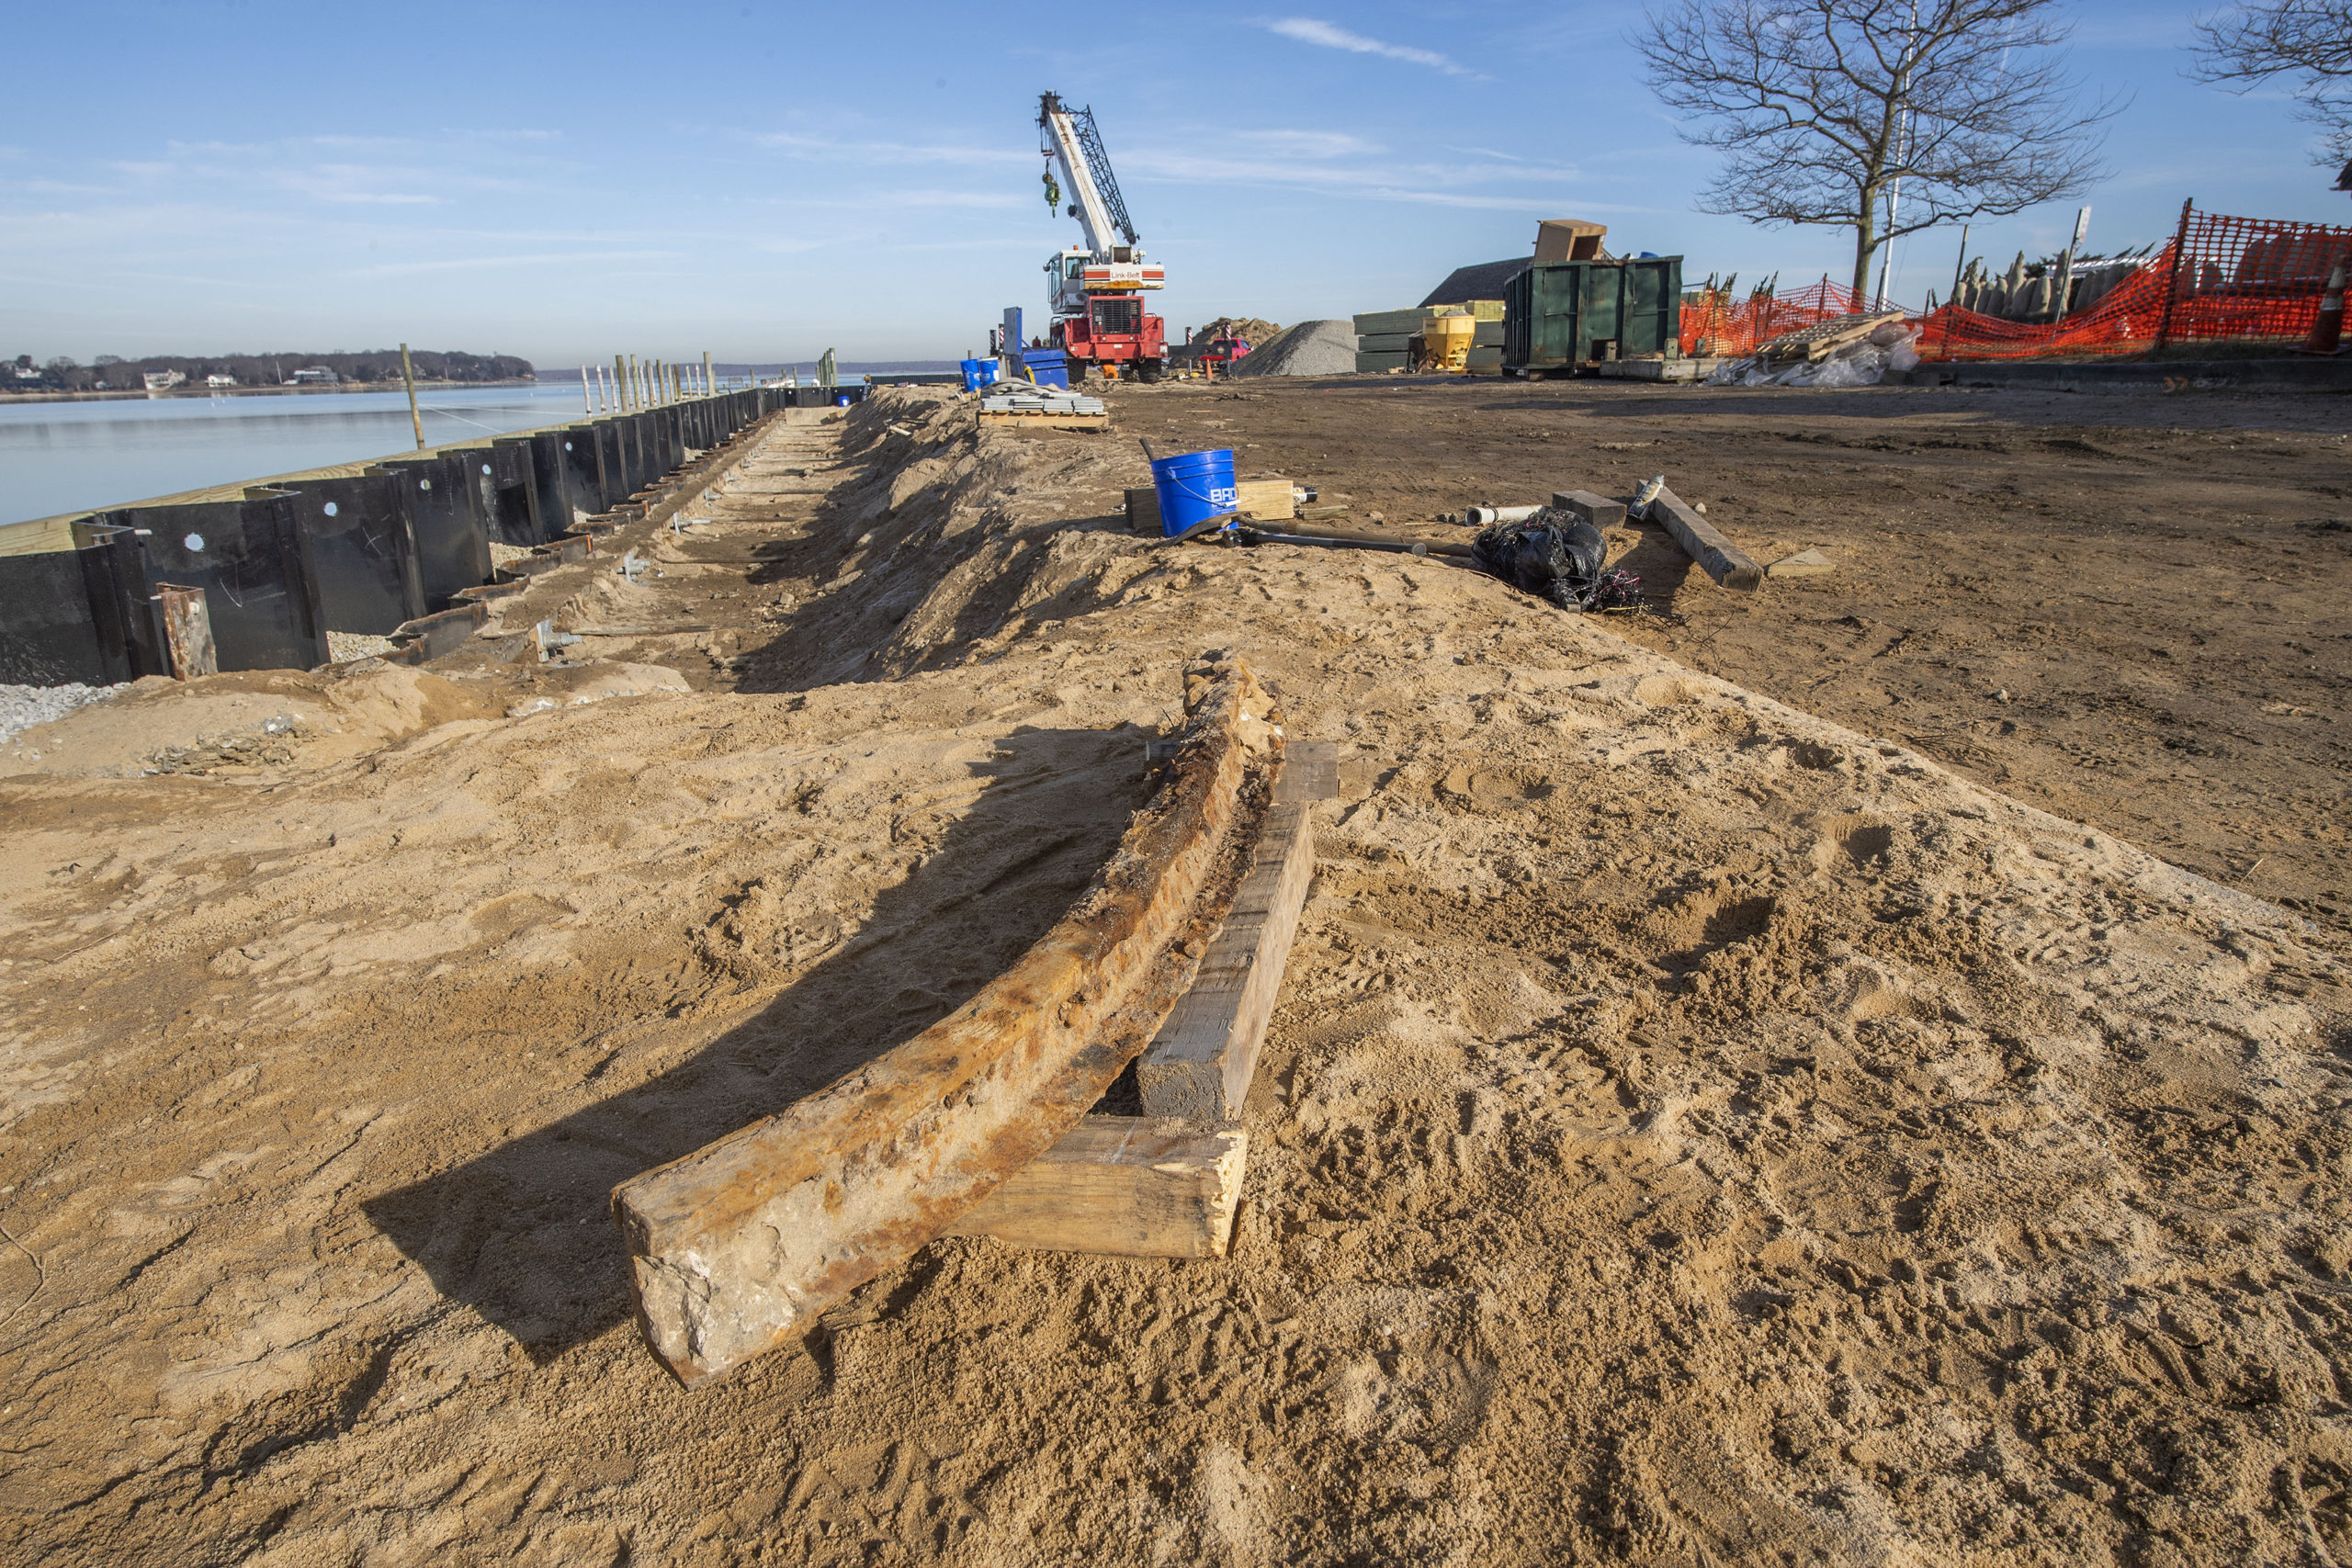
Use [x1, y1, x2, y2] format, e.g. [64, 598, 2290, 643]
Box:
[1266, 18, 1474, 77]
[747, 130, 1028, 168]
[1237, 129, 1385, 159]
[348, 249, 683, 277]
[1122, 130, 1583, 209]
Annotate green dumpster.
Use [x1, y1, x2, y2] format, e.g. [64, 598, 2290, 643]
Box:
[1503, 256, 1683, 373]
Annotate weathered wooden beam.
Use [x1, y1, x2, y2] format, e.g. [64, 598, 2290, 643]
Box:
[1276, 739, 1339, 808]
[1134, 740, 1330, 1121]
[1125, 485, 1163, 536]
[1552, 489, 1626, 529]
[1233, 479, 1295, 521]
[1645, 484, 1763, 592]
[944, 1117, 1247, 1258]
[610, 659, 1283, 1385]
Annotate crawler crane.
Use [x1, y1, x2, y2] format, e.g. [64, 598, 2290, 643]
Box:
[1037, 91, 1166, 380]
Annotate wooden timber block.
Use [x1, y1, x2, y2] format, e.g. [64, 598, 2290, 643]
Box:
[1274, 738, 1339, 806]
[944, 1117, 1247, 1258]
[1234, 479, 1295, 522]
[1125, 486, 1162, 536]
[1552, 490, 1626, 529]
[1646, 485, 1763, 592]
[978, 412, 1109, 432]
[1136, 798, 1316, 1121]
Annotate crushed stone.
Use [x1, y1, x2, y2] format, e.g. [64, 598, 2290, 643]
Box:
[1229, 319, 1356, 378]
[0, 681, 122, 747]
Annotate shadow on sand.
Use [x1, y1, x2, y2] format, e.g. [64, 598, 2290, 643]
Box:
[362, 724, 1147, 1359]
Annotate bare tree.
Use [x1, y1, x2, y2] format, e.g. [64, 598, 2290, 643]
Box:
[2191, 0, 2352, 166]
[1637, 0, 2115, 303]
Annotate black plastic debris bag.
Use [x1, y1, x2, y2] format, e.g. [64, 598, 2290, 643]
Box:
[1470, 506, 1640, 611]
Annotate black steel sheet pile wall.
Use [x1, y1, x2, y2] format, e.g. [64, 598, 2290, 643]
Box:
[0, 538, 141, 686]
[562, 426, 616, 520]
[369, 454, 494, 610]
[93, 495, 330, 672]
[479, 441, 545, 547]
[524, 431, 586, 537]
[0, 387, 815, 685]
[278, 473, 426, 636]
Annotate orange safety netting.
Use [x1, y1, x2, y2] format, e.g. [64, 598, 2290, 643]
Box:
[1680, 206, 2352, 363]
[1916, 208, 2352, 360]
[1679, 276, 1885, 359]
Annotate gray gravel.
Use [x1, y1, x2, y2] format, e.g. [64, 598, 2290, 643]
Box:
[1230, 319, 1356, 378]
[0, 682, 124, 746]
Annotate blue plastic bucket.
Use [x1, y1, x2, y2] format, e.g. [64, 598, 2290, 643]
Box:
[959, 357, 998, 392]
[1150, 448, 1238, 538]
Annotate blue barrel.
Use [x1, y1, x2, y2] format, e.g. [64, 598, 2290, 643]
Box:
[959, 358, 998, 392]
[1150, 448, 1238, 538]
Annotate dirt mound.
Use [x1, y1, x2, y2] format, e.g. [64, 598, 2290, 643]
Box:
[3, 662, 504, 777]
[1193, 316, 1281, 351]
[1230, 320, 1355, 378]
[2, 384, 2346, 1566]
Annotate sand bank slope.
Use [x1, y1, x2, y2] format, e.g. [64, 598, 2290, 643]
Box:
[0, 389, 2343, 1566]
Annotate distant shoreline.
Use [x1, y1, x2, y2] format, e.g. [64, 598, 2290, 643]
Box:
[0, 378, 546, 406]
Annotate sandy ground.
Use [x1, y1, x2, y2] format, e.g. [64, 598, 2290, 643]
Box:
[0, 384, 2347, 1566]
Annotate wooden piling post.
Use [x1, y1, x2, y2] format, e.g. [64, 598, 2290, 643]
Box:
[400, 343, 424, 450]
[582, 367, 594, 415]
[703, 351, 714, 397]
[2153, 198, 2194, 355]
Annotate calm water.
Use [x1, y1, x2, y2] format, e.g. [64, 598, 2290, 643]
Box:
[0, 384, 605, 527]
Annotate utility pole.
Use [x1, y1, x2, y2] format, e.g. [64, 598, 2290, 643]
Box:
[1874, 2, 1922, 309]
[400, 343, 425, 450]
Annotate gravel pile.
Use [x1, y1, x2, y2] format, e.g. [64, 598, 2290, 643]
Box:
[0, 682, 123, 746]
[1229, 319, 1356, 378]
[327, 631, 398, 663]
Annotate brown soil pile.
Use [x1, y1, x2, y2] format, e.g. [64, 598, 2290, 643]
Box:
[1193, 317, 1283, 351]
[1, 387, 2346, 1566]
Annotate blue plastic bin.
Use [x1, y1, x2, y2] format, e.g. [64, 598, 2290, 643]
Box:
[1022, 348, 1070, 390]
[959, 357, 999, 392]
[1150, 448, 1238, 538]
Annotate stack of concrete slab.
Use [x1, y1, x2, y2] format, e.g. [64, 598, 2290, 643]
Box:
[978, 389, 1106, 416]
[1466, 311, 1508, 377]
[1352, 309, 1425, 373]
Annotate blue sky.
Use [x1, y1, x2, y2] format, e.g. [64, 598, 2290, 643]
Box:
[5, 1, 2346, 367]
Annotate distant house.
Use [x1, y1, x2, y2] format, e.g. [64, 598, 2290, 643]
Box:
[205, 374, 235, 388]
[143, 369, 187, 390]
[286, 367, 339, 385]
